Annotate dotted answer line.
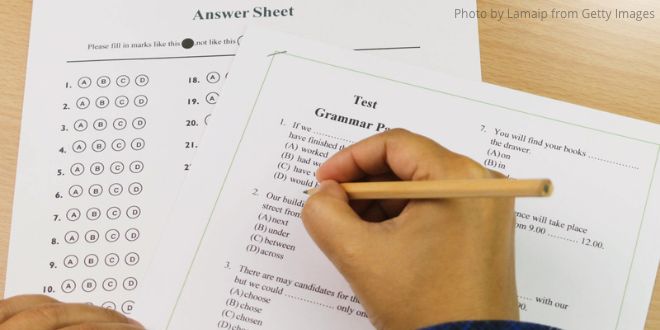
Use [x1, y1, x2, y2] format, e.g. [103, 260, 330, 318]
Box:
[518, 296, 533, 302]
[312, 131, 355, 144]
[284, 293, 334, 310]
[545, 233, 579, 244]
[588, 155, 639, 170]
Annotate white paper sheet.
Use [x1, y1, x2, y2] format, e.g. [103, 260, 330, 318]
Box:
[150, 27, 660, 330]
[6, 0, 481, 316]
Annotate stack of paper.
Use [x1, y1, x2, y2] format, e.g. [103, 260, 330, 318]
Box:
[6, 1, 659, 330]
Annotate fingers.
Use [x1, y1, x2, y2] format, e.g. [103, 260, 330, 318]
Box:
[317, 129, 461, 183]
[0, 295, 58, 323]
[0, 303, 142, 330]
[301, 181, 369, 264]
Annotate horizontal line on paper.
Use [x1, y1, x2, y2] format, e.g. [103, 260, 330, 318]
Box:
[67, 54, 236, 63]
[67, 46, 421, 63]
[353, 46, 421, 51]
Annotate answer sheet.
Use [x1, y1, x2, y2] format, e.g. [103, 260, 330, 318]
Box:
[6, 0, 481, 315]
[148, 28, 660, 330]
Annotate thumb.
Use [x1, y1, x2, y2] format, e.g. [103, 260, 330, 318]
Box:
[302, 180, 368, 264]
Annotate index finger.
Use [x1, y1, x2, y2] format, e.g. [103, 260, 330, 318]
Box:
[316, 129, 459, 182]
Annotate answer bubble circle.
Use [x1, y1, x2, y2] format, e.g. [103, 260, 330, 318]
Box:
[63, 255, 78, 268]
[77, 77, 92, 89]
[129, 161, 144, 173]
[125, 252, 140, 266]
[110, 161, 125, 174]
[70, 163, 84, 176]
[134, 95, 148, 107]
[90, 162, 104, 175]
[81, 278, 97, 292]
[68, 185, 83, 198]
[73, 119, 88, 132]
[206, 92, 219, 105]
[125, 228, 140, 241]
[96, 96, 109, 109]
[128, 182, 143, 195]
[112, 139, 127, 152]
[132, 117, 146, 129]
[135, 74, 149, 87]
[113, 118, 128, 130]
[61, 279, 76, 293]
[66, 208, 81, 221]
[103, 278, 118, 292]
[88, 184, 103, 197]
[96, 76, 111, 88]
[116, 75, 130, 87]
[121, 300, 135, 314]
[126, 206, 141, 219]
[106, 206, 121, 220]
[93, 119, 108, 131]
[86, 208, 101, 221]
[105, 253, 120, 266]
[91, 140, 107, 152]
[206, 72, 221, 83]
[64, 231, 79, 244]
[105, 229, 120, 243]
[123, 277, 138, 291]
[76, 97, 90, 110]
[131, 138, 145, 151]
[115, 96, 129, 108]
[85, 230, 100, 244]
[84, 254, 99, 267]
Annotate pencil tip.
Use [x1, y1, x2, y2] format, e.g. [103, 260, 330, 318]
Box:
[303, 190, 309, 195]
[543, 183, 553, 196]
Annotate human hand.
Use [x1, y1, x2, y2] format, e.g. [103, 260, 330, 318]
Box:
[0, 295, 144, 330]
[301, 129, 518, 330]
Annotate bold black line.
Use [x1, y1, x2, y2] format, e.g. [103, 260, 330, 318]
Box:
[67, 54, 236, 63]
[353, 46, 421, 51]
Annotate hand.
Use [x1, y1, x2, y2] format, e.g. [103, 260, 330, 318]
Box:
[301, 129, 518, 330]
[0, 295, 144, 330]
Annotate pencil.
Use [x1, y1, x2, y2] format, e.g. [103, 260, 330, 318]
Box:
[304, 179, 553, 200]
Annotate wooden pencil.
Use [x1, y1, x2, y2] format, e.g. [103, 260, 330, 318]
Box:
[304, 179, 553, 200]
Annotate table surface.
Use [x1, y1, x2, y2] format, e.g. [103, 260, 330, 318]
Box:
[1, 0, 658, 328]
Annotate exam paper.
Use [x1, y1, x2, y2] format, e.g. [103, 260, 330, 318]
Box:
[6, 0, 481, 315]
[151, 28, 660, 330]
